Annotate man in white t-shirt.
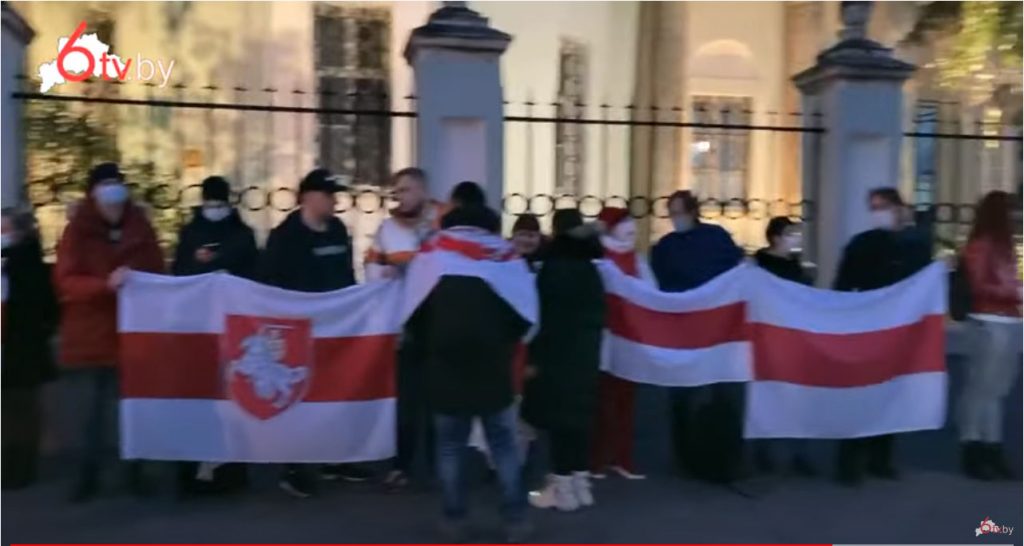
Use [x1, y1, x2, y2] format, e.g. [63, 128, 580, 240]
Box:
[366, 168, 440, 488]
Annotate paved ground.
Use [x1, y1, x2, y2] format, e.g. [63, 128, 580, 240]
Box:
[4, 356, 1022, 544]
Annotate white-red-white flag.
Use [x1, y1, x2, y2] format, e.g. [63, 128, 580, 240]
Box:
[744, 262, 947, 439]
[597, 260, 752, 386]
[118, 272, 402, 463]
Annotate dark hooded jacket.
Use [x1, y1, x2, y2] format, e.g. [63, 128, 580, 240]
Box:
[260, 209, 355, 292]
[834, 227, 931, 291]
[172, 207, 258, 278]
[521, 234, 605, 430]
[2, 237, 58, 387]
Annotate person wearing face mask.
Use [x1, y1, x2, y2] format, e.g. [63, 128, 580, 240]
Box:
[170, 176, 257, 497]
[588, 207, 653, 482]
[751, 216, 816, 477]
[650, 190, 744, 484]
[55, 162, 164, 502]
[2, 208, 58, 490]
[832, 187, 932, 486]
[260, 168, 359, 497]
[172, 176, 258, 279]
[365, 167, 440, 490]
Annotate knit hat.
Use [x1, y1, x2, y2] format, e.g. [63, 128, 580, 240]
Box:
[87, 162, 124, 190]
[597, 207, 630, 229]
[201, 176, 230, 202]
[511, 213, 540, 233]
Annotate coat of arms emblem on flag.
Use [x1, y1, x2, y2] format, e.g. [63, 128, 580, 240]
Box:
[222, 315, 314, 420]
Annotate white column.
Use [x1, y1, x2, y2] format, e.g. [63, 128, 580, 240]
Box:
[1, 5, 34, 208]
[404, 2, 511, 210]
[793, 1, 915, 287]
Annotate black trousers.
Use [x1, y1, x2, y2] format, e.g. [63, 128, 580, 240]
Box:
[670, 383, 745, 482]
[549, 425, 589, 475]
[836, 434, 894, 476]
[394, 336, 433, 475]
[2, 386, 42, 488]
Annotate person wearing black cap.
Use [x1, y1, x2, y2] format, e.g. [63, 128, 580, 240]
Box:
[260, 168, 358, 497]
[54, 162, 164, 502]
[172, 176, 258, 279]
[260, 168, 356, 293]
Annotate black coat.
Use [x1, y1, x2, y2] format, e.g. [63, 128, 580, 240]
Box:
[522, 235, 605, 430]
[2, 238, 58, 388]
[172, 208, 259, 278]
[833, 227, 932, 291]
[260, 210, 356, 292]
[753, 248, 810, 285]
[410, 276, 529, 416]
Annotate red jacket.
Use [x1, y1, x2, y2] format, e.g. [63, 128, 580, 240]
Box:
[964, 236, 1021, 317]
[55, 199, 164, 367]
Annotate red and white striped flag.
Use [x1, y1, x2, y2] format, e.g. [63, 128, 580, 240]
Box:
[118, 272, 402, 463]
[598, 261, 752, 386]
[744, 262, 947, 439]
[402, 226, 537, 334]
[599, 260, 947, 439]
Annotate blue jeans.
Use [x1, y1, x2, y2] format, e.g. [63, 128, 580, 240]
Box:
[434, 405, 526, 523]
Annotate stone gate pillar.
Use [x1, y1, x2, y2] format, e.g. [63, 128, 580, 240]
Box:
[793, 1, 915, 286]
[404, 2, 511, 211]
[2, 4, 34, 208]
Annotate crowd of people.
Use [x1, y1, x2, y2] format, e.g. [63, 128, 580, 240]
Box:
[1, 161, 1021, 542]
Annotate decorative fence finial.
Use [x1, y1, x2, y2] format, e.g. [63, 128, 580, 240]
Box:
[839, 1, 873, 41]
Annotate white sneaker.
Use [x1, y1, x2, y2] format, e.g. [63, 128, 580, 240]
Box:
[528, 474, 579, 512]
[572, 471, 594, 507]
[610, 465, 646, 480]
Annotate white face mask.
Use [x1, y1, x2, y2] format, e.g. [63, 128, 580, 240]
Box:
[202, 204, 231, 222]
[871, 209, 897, 230]
[94, 183, 129, 205]
[781, 233, 802, 253]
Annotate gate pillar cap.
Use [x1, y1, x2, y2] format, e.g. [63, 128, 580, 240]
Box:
[404, 2, 511, 64]
[793, 0, 915, 94]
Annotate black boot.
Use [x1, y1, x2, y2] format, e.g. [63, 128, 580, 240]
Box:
[70, 464, 99, 503]
[961, 442, 994, 481]
[984, 443, 1014, 480]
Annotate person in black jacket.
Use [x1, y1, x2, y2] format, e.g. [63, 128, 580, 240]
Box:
[261, 168, 356, 293]
[408, 190, 532, 542]
[522, 209, 605, 512]
[172, 176, 258, 278]
[752, 217, 816, 477]
[260, 168, 359, 497]
[832, 188, 932, 486]
[172, 176, 257, 496]
[2, 208, 58, 490]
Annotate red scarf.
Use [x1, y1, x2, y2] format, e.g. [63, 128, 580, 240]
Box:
[605, 248, 639, 278]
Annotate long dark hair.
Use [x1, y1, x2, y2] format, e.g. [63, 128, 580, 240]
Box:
[969, 190, 1013, 253]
